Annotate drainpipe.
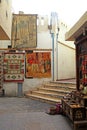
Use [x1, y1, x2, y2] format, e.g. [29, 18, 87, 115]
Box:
[56, 27, 59, 80]
[51, 33, 55, 81]
[56, 33, 58, 80]
[49, 12, 59, 81]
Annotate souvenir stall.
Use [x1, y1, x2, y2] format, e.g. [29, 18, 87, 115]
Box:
[62, 12, 87, 130]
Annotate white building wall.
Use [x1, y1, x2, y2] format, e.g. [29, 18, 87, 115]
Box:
[0, 0, 12, 38]
[0, 0, 12, 47]
[58, 42, 76, 79]
[56, 20, 76, 80]
[58, 20, 75, 48]
[37, 32, 52, 49]
[0, 40, 11, 48]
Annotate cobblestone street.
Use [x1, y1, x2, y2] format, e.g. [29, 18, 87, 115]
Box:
[0, 97, 73, 130]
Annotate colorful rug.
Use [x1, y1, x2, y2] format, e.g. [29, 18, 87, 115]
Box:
[3, 53, 25, 82]
[25, 52, 51, 78]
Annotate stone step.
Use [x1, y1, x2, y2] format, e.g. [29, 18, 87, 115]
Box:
[26, 93, 61, 104]
[43, 83, 76, 90]
[31, 90, 64, 99]
[50, 79, 76, 85]
[25, 80, 76, 104]
[38, 87, 71, 94]
[37, 88, 67, 95]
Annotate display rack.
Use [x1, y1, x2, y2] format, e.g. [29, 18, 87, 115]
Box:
[62, 33, 87, 130]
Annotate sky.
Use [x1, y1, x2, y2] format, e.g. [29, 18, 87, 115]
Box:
[12, 0, 87, 27]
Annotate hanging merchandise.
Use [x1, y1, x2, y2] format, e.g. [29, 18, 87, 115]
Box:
[3, 52, 25, 82]
[11, 14, 37, 48]
[25, 52, 51, 78]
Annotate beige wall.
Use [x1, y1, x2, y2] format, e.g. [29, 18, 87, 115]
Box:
[0, 0, 12, 39]
[37, 15, 49, 32]
[56, 20, 76, 80]
[58, 20, 75, 48]
[58, 42, 76, 79]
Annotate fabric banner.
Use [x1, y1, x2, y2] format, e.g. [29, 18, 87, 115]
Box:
[3, 53, 25, 82]
[11, 14, 37, 48]
[25, 52, 51, 78]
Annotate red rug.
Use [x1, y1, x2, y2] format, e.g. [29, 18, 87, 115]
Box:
[25, 52, 51, 78]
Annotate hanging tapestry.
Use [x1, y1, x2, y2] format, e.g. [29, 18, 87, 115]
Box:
[11, 14, 37, 48]
[0, 53, 4, 89]
[3, 53, 25, 82]
[25, 52, 51, 78]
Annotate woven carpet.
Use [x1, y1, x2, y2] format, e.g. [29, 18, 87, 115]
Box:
[11, 14, 37, 48]
[3, 53, 24, 82]
[25, 52, 51, 78]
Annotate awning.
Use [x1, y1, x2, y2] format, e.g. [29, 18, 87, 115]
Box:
[0, 25, 10, 40]
[65, 11, 87, 41]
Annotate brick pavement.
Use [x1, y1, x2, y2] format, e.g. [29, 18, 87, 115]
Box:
[0, 97, 73, 130]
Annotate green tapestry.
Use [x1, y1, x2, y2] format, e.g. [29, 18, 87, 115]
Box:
[11, 14, 37, 48]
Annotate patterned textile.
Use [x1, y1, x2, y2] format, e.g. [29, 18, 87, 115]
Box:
[0, 53, 4, 89]
[3, 53, 25, 82]
[11, 14, 37, 48]
[25, 52, 51, 78]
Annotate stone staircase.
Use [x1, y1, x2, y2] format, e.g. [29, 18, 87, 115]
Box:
[25, 80, 76, 104]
